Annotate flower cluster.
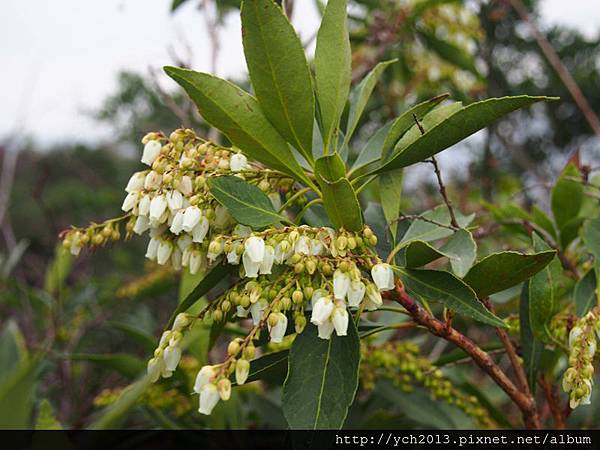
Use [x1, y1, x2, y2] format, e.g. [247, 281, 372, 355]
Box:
[562, 308, 600, 409]
[360, 340, 494, 427]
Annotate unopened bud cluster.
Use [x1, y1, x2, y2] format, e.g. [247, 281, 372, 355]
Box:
[562, 308, 600, 409]
[61, 218, 123, 256]
[360, 340, 494, 427]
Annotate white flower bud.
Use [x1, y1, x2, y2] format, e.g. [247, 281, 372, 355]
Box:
[371, 263, 395, 291]
[294, 235, 310, 255]
[144, 170, 162, 190]
[194, 365, 217, 394]
[145, 237, 160, 261]
[179, 175, 193, 196]
[121, 192, 138, 212]
[268, 312, 288, 343]
[227, 243, 242, 265]
[157, 240, 173, 265]
[133, 215, 150, 235]
[166, 190, 184, 212]
[311, 296, 334, 326]
[207, 240, 224, 263]
[149, 195, 168, 222]
[173, 313, 191, 331]
[310, 239, 324, 256]
[332, 301, 349, 336]
[318, 320, 335, 340]
[244, 236, 265, 263]
[236, 305, 249, 318]
[347, 280, 366, 307]
[274, 241, 291, 264]
[198, 383, 220, 415]
[230, 153, 248, 172]
[125, 171, 146, 193]
[163, 344, 181, 371]
[192, 216, 210, 243]
[236, 359, 250, 385]
[250, 299, 268, 325]
[138, 195, 150, 216]
[259, 245, 275, 275]
[141, 140, 162, 166]
[147, 357, 163, 383]
[189, 250, 203, 275]
[169, 210, 185, 234]
[364, 284, 383, 311]
[333, 270, 351, 300]
[182, 206, 202, 232]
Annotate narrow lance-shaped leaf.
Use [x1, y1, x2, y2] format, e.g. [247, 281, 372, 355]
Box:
[519, 283, 543, 392]
[417, 29, 480, 77]
[241, 0, 314, 161]
[463, 250, 556, 299]
[379, 169, 403, 242]
[208, 176, 289, 228]
[282, 321, 360, 429]
[315, 0, 351, 152]
[164, 67, 315, 188]
[528, 233, 556, 341]
[373, 96, 556, 174]
[551, 163, 583, 232]
[575, 269, 597, 317]
[582, 216, 600, 302]
[395, 267, 506, 328]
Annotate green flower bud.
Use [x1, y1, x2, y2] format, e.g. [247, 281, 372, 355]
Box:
[292, 290, 304, 304]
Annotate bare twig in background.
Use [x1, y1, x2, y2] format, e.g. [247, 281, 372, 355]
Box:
[508, 0, 600, 139]
[148, 67, 192, 128]
[391, 213, 458, 231]
[201, 0, 221, 75]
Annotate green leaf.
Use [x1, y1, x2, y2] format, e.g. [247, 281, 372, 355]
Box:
[551, 163, 583, 232]
[315, 0, 351, 151]
[520, 282, 543, 391]
[374, 96, 555, 174]
[165, 263, 236, 330]
[343, 60, 396, 149]
[404, 240, 445, 268]
[575, 269, 596, 317]
[108, 322, 156, 352]
[399, 205, 475, 245]
[164, 67, 314, 187]
[351, 122, 392, 171]
[208, 175, 288, 228]
[463, 250, 556, 298]
[44, 246, 72, 295]
[440, 229, 477, 278]
[0, 353, 43, 428]
[35, 399, 63, 430]
[282, 321, 360, 429]
[417, 29, 480, 76]
[232, 350, 289, 386]
[379, 170, 403, 241]
[395, 267, 506, 327]
[559, 217, 584, 249]
[69, 353, 145, 379]
[241, 0, 314, 160]
[171, 0, 189, 11]
[528, 234, 556, 341]
[531, 205, 557, 240]
[315, 154, 363, 231]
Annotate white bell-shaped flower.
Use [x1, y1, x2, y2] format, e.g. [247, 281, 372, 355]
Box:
[318, 320, 335, 340]
[268, 313, 288, 343]
[230, 153, 248, 172]
[227, 245, 242, 265]
[133, 216, 150, 235]
[169, 210, 185, 234]
[242, 252, 260, 278]
[294, 235, 310, 255]
[163, 344, 181, 372]
[259, 245, 275, 275]
[125, 171, 146, 193]
[149, 195, 168, 222]
[121, 192, 138, 212]
[166, 190, 184, 212]
[236, 305, 249, 318]
[192, 217, 210, 243]
[250, 299, 268, 325]
[310, 239, 324, 256]
[179, 175, 193, 196]
[138, 195, 150, 216]
[182, 206, 202, 232]
[171, 249, 182, 270]
[371, 263, 395, 291]
[198, 383, 220, 415]
[194, 365, 217, 394]
[189, 250, 203, 275]
[364, 284, 383, 311]
[311, 289, 329, 309]
[274, 241, 291, 264]
[332, 301, 348, 336]
[141, 140, 162, 165]
[311, 296, 334, 326]
[147, 357, 164, 383]
[244, 236, 265, 263]
[333, 270, 351, 300]
[347, 280, 366, 307]
[145, 237, 160, 261]
[156, 240, 173, 265]
[144, 171, 162, 190]
[177, 235, 193, 252]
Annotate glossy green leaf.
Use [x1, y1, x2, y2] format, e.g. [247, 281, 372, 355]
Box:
[108, 322, 156, 352]
[528, 234, 556, 341]
[559, 217, 584, 249]
[282, 321, 360, 429]
[463, 250, 556, 298]
[531, 205, 556, 240]
[208, 176, 288, 228]
[164, 67, 313, 187]
[551, 163, 583, 232]
[165, 263, 236, 330]
[440, 229, 477, 278]
[314, 0, 351, 151]
[374, 96, 554, 174]
[575, 269, 596, 317]
[379, 170, 404, 241]
[343, 60, 396, 148]
[395, 267, 506, 327]
[520, 283, 543, 391]
[241, 0, 314, 160]
[418, 29, 480, 76]
[315, 154, 363, 231]
[232, 350, 289, 386]
[404, 240, 445, 268]
[582, 216, 600, 303]
[351, 121, 392, 170]
[69, 354, 145, 379]
[399, 205, 475, 244]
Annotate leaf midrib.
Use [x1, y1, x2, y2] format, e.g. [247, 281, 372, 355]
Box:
[313, 338, 332, 429]
[210, 182, 284, 223]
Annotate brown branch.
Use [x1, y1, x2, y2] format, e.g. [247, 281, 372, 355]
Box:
[508, 0, 600, 139]
[385, 284, 541, 429]
[539, 375, 566, 429]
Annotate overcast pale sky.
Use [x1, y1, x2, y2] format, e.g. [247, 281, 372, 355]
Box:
[1, 0, 598, 146]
